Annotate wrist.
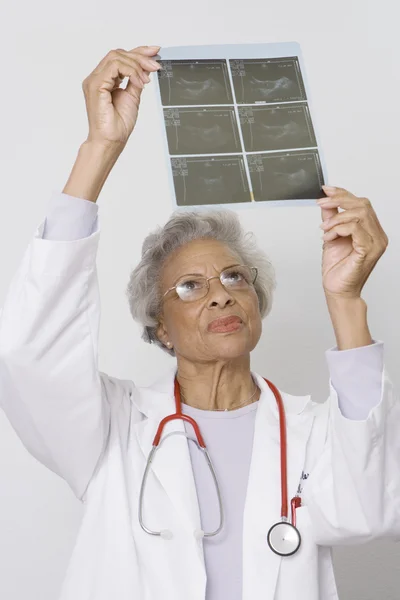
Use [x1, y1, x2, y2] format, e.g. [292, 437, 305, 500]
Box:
[325, 294, 366, 311]
[325, 296, 373, 350]
[63, 140, 123, 203]
[83, 138, 126, 156]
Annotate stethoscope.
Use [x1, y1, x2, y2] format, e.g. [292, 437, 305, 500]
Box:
[139, 377, 302, 556]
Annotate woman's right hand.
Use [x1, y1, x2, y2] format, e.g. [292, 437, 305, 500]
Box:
[82, 45, 161, 150]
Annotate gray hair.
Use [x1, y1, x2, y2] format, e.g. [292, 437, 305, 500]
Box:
[125, 209, 276, 356]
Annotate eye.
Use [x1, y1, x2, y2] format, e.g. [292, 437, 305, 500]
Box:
[178, 279, 202, 292]
[224, 269, 247, 283]
[225, 271, 244, 282]
[177, 277, 204, 291]
[221, 266, 252, 286]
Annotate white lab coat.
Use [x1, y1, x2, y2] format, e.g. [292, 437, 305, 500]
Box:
[0, 218, 399, 600]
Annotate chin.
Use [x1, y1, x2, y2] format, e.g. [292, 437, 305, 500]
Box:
[209, 335, 257, 360]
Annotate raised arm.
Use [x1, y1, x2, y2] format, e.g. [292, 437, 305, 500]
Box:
[0, 45, 161, 500]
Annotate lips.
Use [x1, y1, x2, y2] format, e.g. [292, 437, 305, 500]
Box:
[207, 315, 243, 333]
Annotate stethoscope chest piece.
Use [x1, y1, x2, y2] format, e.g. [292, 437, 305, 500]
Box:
[267, 521, 301, 557]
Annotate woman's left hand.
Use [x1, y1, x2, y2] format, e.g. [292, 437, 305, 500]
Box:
[318, 186, 388, 299]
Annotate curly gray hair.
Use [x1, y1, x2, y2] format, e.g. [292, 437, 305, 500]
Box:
[125, 209, 276, 356]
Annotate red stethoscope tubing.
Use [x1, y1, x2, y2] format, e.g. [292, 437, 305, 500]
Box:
[152, 377, 300, 527]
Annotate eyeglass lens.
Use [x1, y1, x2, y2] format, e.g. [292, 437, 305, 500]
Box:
[175, 266, 255, 301]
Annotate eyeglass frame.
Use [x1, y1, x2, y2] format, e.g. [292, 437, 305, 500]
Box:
[162, 264, 259, 302]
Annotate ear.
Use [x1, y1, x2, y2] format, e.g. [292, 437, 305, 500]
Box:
[156, 319, 171, 349]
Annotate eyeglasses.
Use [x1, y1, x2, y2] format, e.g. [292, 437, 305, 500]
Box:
[162, 264, 258, 303]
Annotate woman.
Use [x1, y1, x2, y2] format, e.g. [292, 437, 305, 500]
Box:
[0, 45, 399, 600]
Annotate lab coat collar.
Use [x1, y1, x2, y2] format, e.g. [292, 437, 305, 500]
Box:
[133, 366, 313, 419]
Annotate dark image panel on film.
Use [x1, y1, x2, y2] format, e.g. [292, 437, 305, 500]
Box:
[171, 156, 251, 206]
[158, 59, 234, 106]
[164, 107, 242, 155]
[239, 103, 317, 152]
[248, 150, 325, 201]
[230, 57, 307, 104]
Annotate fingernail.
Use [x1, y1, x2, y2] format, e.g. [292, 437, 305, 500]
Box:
[322, 185, 337, 192]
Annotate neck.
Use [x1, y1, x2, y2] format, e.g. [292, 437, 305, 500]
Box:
[176, 355, 260, 411]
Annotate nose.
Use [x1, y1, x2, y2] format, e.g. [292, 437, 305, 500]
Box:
[207, 277, 235, 309]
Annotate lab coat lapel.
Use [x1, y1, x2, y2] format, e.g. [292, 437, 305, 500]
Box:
[242, 373, 315, 600]
[134, 369, 203, 537]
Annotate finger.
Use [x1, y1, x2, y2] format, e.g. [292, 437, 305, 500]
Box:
[323, 222, 373, 253]
[141, 70, 151, 84]
[322, 185, 358, 199]
[320, 209, 363, 231]
[90, 53, 156, 94]
[318, 188, 368, 211]
[318, 197, 359, 210]
[124, 76, 146, 101]
[129, 67, 151, 85]
[322, 215, 389, 261]
[120, 68, 150, 101]
[131, 69, 150, 85]
[321, 202, 388, 248]
[118, 49, 161, 72]
[125, 71, 155, 98]
[127, 45, 161, 56]
[320, 205, 338, 223]
[91, 47, 157, 75]
[99, 58, 145, 94]
[108, 59, 155, 98]
[98, 49, 160, 78]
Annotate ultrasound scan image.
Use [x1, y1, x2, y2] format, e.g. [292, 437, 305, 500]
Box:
[158, 59, 233, 106]
[171, 156, 251, 206]
[248, 150, 324, 201]
[157, 49, 325, 207]
[230, 57, 307, 104]
[164, 107, 242, 155]
[239, 104, 317, 152]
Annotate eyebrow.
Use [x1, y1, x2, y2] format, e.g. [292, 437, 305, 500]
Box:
[178, 271, 204, 277]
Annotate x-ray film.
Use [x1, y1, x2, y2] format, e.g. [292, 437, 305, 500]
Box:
[153, 43, 328, 209]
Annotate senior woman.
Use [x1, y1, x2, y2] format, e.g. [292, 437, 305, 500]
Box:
[0, 45, 399, 600]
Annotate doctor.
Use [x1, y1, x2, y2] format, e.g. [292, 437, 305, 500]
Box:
[0, 45, 399, 600]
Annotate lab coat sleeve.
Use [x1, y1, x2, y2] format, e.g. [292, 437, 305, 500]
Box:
[0, 194, 113, 502]
[326, 340, 384, 419]
[302, 361, 400, 545]
[42, 191, 99, 240]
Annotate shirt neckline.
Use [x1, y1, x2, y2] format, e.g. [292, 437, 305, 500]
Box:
[181, 399, 260, 419]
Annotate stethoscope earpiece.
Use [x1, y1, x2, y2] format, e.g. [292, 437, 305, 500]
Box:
[194, 529, 205, 540]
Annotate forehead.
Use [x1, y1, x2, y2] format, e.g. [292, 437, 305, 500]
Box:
[162, 239, 241, 282]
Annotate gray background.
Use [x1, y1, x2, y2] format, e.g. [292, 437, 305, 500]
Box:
[0, 0, 399, 597]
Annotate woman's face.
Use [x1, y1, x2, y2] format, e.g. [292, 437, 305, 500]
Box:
[157, 239, 262, 362]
